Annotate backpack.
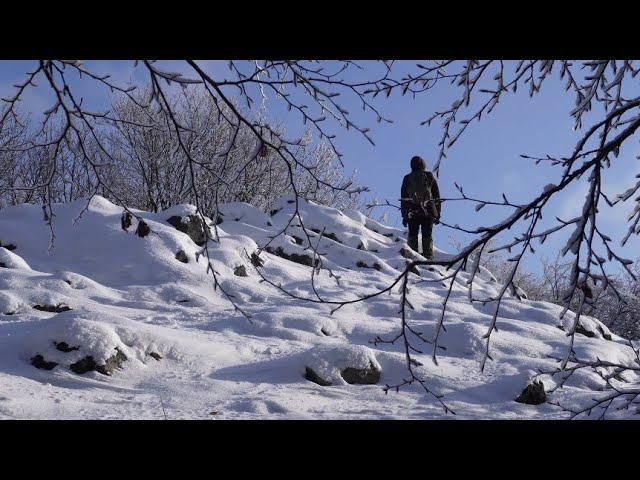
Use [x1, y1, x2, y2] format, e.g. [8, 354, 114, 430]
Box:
[406, 171, 437, 217]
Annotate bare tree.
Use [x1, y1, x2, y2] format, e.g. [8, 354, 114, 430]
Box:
[2, 60, 640, 417]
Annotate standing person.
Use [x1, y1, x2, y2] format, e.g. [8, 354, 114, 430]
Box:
[400, 155, 441, 259]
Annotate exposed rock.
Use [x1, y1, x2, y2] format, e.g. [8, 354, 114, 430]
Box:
[598, 325, 612, 341]
[31, 354, 58, 370]
[515, 380, 546, 405]
[135, 220, 151, 238]
[70, 348, 127, 376]
[304, 367, 332, 386]
[558, 322, 611, 340]
[355, 260, 383, 271]
[250, 252, 264, 268]
[148, 352, 162, 361]
[575, 323, 596, 338]
[265, 246, 318, 267]
[291, 235, 304, 245]
[55, 341, 79, 353]
[0, 262, 6, 268]
[120, 211, 132, 231]
[33, 304, 72, 313]
[97, 348, 127, 375]
[167, 215, 210, 246]
[270, 208, 281, 216]
[234, 265, 248, 277]
[400, 247, 415, 260]
[340, 361, 381, 385]
[70, 356, 98, 374]
[175, 250, 189, 263]
[311, 228, 342, 244]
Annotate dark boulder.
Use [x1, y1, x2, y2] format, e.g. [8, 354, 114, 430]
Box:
[234, 265, 248, 277]
[515, 380, 546, 405]
[55, 341, 79, 353]
[31, 354, 58, 370]
[135, 220, 151, 238]
[70, 348, 127, 376]
[304, 367, 332, 386]
[250, 252, 264, 268]
[175, 250, 189, 263]
[340, 361, 381, 385]
[33, 304, 72, 313]
[148, 352, 163, 361]
[121, 211, 132, 231]
[265, 246, 318, 267]
[356, 260, 382, 271]
[575, 323, 596, 338]
[167, 215, 210, 246]
[69, 356, 98, 374]
[310, 228, 342, 244]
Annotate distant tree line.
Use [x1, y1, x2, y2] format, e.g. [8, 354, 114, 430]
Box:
[0, 88, 364, 215]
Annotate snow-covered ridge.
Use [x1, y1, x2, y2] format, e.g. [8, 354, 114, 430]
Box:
[0, 196, 634, 419]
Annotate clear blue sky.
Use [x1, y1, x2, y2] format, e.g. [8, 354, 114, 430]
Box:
[1, 60, 638, 275]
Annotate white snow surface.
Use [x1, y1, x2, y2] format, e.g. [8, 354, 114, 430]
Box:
[0, 196, 636, 419]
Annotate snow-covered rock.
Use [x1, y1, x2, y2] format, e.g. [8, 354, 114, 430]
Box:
[301, 344, 382, 386]
[0, 247, 31, 270]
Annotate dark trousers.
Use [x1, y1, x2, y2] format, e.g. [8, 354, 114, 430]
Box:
[407, 215, 434, 258]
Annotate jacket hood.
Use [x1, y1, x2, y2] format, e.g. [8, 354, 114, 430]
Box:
[410, 156, 426, 171]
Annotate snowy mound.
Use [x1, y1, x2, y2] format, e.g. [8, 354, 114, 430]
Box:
[0, 195, 636, 419]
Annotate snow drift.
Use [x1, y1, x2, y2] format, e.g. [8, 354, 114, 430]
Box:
[0, 195, 636, 419]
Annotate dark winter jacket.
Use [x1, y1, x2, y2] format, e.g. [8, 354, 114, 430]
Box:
[401, 168, 441, 220]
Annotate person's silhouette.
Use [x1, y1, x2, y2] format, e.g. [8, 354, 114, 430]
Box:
[400, 156, 441, 259]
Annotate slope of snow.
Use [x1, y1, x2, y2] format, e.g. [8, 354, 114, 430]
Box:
[0, 196, 636, 419]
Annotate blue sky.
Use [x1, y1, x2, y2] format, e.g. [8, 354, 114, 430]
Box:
[1, 60, 638, 275]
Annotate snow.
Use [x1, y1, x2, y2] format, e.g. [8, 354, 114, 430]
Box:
[0, 195, 637, 419]
[0, 248, 31, 270]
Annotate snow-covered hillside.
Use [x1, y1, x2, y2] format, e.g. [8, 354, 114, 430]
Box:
[0, 196, 636, 419]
